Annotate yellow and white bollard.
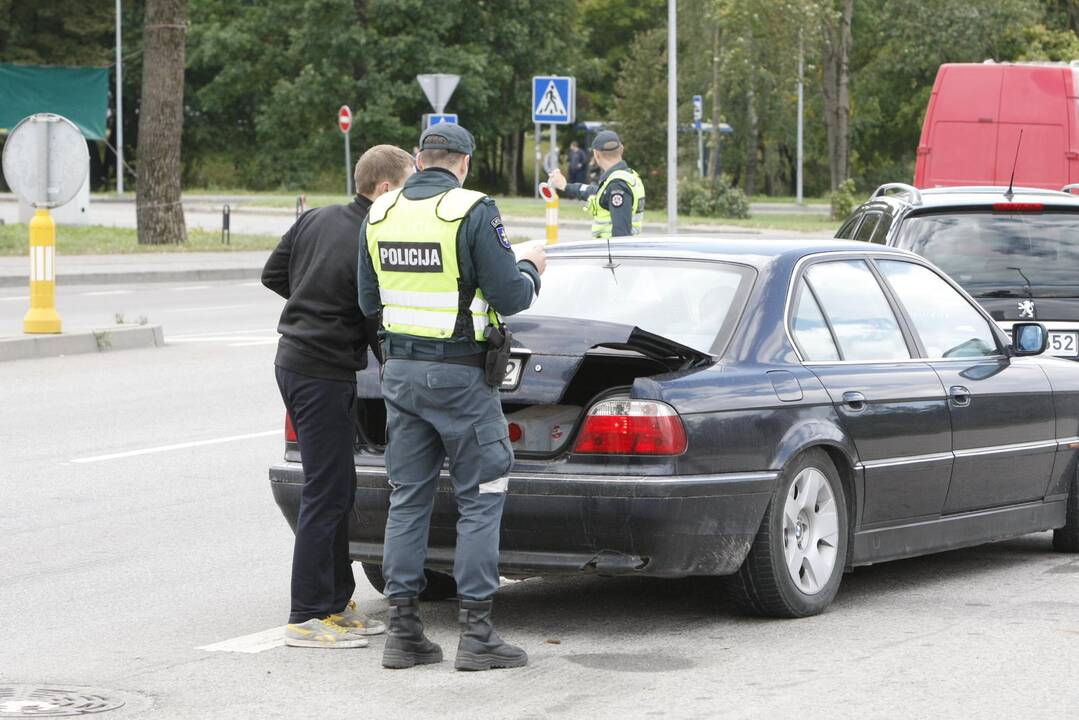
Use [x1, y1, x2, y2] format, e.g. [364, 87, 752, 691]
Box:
[539, 182, 559, 245]
[23, 208, 62, 334]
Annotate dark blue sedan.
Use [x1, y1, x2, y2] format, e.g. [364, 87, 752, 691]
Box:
[270, 237, 1079, 617]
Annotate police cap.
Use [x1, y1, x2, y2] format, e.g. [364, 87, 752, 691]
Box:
[591, 130, 622, 152]
[419, 123, 475, 156]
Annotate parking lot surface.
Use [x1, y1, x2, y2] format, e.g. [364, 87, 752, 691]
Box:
[2, 280, 1078, 719]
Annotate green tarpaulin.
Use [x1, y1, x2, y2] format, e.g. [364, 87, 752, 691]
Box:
[0, 63, 109, 140]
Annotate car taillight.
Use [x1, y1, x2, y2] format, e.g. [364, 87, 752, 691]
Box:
[285, 412, 297, 442]
[993, 202, 1044, 212]
[573, 399, 687, 455]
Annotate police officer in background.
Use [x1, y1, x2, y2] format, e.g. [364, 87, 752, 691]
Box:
[548, 130, 646, 238]
[358, 124, 546, 671]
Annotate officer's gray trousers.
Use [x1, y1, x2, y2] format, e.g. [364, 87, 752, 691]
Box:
[381, 359, 513, 601]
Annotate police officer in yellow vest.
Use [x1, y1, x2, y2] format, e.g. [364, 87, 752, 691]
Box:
[548, 130, 645, 237]
[358, 124, 546, 671]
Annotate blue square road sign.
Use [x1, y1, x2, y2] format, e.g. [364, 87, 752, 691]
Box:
[532, 76, 575, 124]
[424, 113, 458, 128]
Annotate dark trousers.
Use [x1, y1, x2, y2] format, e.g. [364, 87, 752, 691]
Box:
[275, 365, 357, 623]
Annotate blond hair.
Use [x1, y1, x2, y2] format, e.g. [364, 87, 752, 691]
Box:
[354, 145, 415, 197]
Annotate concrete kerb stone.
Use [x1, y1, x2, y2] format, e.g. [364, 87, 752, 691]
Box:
[0, 324, 165, 362]
[0, 266, 263, 289]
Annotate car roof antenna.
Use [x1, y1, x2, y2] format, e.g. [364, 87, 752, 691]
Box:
[1005, 129, 1024, 201]
[602, 235, 619, 279]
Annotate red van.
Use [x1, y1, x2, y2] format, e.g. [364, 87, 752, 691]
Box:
[915, 62, 1079, 189]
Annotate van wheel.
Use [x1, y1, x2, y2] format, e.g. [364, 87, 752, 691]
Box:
[360, 562, 459, 600]
[728, 449, 848, 618]
[1053, 469, 1079, 553]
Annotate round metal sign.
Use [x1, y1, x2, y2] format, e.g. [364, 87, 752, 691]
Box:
[1, 113, 88, 209]
[338, 106, 352, 134]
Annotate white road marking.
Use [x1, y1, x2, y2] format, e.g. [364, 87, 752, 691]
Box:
[162, 303, 254, 313]
[81, 290, 134, 296]
[198, 626, 285, 654]
[170, 285, 211, 292]
[228, 339, 279, 347]
[71, 430, 279, 464]
[0, 295, 28, 302]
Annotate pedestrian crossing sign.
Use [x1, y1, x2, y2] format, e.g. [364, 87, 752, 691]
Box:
[532, 76, 575, 124]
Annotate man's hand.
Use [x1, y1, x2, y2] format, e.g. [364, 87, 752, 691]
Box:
[517, 241, 547, 275]
[547, 169, 567, 191]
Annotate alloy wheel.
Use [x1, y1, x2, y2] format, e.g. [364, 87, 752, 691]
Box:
[782, 467, 840, 595]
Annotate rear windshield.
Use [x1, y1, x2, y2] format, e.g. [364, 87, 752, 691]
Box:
[519, 258, 755, 354]
[897, 210, 1079, 298]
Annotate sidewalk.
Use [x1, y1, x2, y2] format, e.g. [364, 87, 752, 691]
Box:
[0, 250, 270, 288]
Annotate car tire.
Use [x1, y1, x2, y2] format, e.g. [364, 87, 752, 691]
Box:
[728, 449, 849, 618]
[1053, 469, 1079, 553]
[360, 562, 459, 600]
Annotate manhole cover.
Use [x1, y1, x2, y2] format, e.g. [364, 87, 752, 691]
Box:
[0, 687, 125, 717]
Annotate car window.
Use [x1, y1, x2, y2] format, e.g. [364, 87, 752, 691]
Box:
[877, 260, 998, 358]
[870, 214, 892, 245]
[835, 213, 861, 239]
[791, 280, 840, 361]
[855, 213, 880, 242]
[805, 260, 911, 361]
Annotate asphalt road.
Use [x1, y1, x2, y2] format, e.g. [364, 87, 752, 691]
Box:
[2, 280, 1078, 719]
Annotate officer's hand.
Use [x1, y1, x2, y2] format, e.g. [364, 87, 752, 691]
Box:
[548, 169, 567, 191]
[518, 242, 547, 275]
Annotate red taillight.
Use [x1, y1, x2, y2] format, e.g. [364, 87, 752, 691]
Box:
[573, 399, 687, 455]
[508, 422, 523, 443]
[993, 202, 1044, 212]
[285, 412, 297, 442]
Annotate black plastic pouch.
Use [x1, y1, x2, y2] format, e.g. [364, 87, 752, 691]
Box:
[483, 323, 512, 387]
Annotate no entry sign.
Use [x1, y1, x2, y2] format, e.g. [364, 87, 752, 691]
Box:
[338, 105, 352, 134]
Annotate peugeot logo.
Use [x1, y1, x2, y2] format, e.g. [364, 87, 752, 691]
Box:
[1018, 300, 1035, 319]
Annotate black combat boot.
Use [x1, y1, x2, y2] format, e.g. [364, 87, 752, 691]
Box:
[381, 596, 443, 669]
[454, 598, 528, 671]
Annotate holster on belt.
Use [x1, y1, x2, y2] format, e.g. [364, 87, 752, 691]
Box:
[483, 323, 512, 387]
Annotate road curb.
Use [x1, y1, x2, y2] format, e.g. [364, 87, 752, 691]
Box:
[0, 324, 165, 362]
[0, 266, 263, 289]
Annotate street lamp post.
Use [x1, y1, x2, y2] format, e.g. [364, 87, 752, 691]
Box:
[115, 0, 123, 195]
[667, 0, 677, 233]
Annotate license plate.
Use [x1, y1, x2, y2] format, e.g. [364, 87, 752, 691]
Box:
[1047, 331, 1079, 357]
[501, 356, 524, 390]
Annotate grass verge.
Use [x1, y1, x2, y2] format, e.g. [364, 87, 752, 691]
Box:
[0, 223, 279, 256]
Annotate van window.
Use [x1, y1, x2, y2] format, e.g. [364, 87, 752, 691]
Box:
[896, 210, 1079, 297]
[870, 214, 892, 244]
[854, 213, 881, 242]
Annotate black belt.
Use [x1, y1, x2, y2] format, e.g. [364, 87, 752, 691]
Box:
[385, 352, 485, 368]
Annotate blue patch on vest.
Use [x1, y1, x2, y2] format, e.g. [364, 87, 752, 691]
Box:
[494, 222, 511, 250]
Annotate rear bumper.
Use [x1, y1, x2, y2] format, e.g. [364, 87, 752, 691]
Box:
[269, 463, 777, 578]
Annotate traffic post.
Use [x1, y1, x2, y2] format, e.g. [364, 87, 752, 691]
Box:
[338, 105, 353, 196]
[538, 182, 559, 245]
[1, 113, 89, 335]
[532, 75, 575, 185]
[417, 74, 461, 130]
[693, 94, 704, 176]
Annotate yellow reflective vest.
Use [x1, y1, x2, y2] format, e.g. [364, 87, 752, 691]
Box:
[366, 188, 497, 341]
[587, 168, 646, 238]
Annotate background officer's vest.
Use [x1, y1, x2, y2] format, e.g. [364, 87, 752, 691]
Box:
[587, 168, 646, 238]
[367, 188, 495, 341]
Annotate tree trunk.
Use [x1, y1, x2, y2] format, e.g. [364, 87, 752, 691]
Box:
[506, 131, 519, 196]
[821, 0, 853, 191]
[707, 23, 721, 180]
[744, 34, 758, 196]
[136, 0, 187, 245]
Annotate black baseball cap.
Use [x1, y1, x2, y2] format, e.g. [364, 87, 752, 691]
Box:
[419, 123, 475, 156]
[591, 130, 622, 152]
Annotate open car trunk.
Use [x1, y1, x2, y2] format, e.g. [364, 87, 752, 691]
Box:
[353, 316, 714, 458]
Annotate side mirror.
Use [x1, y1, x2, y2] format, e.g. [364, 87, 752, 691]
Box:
[1012, 322, 1048, 356]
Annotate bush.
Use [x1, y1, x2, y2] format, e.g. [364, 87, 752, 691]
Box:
[829, 178, 859, 220]
[677, 177, 751, 219]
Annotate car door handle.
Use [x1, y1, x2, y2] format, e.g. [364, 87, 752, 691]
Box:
[949, 385, 971, 407]
[842, 391, 867, 412]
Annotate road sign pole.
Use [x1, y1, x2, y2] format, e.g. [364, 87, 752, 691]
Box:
[343, 133, 351, 195]
[115, 0, 123, 195]
[667, 0, 678, 232]
[698, 128, 704, 177]
[24, 209, 61, 333]
[534, 124, 541, 199]
[550, 124, 557, 171]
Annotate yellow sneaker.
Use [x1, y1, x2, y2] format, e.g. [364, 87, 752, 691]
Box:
[284, 618, 369, 648]
[328, 600, 387, 636]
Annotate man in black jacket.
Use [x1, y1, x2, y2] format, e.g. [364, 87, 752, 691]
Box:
[263, 144, 415, 649]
